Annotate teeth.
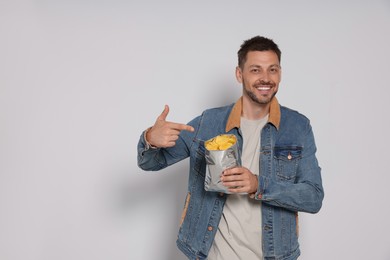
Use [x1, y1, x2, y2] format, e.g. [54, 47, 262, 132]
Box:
[257, 87, 271, 90]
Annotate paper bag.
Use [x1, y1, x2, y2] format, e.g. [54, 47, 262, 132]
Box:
[204, 134, 240, 193]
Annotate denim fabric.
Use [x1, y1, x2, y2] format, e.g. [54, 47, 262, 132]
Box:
[137, 102, 324, 260]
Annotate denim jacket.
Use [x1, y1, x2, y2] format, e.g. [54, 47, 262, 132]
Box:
[137, 97, 324, 260]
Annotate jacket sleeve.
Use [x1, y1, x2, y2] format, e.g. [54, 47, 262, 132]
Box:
[255, 121, 324, 214]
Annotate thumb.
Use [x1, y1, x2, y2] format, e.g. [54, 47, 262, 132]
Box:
[157, 105, 169, 121]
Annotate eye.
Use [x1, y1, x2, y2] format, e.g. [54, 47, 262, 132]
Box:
[270, 68, 279, 74]
[251, 68, 260, 73]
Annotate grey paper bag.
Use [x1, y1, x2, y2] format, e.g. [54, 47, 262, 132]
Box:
[204, 134, 240, 193]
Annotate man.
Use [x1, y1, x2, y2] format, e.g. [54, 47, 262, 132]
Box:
[137, 36, 324, 260]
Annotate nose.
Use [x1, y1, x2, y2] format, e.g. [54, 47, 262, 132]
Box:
[260, 71, 271, 83]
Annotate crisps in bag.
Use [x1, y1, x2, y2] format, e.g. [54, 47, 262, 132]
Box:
[204, 134, 240, 193]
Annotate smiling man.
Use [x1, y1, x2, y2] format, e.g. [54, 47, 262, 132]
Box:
[137, 36, 324, 260]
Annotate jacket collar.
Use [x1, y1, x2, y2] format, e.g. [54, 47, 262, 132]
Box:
[225, 96, 281, 132]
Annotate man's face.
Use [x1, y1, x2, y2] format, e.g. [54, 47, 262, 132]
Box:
[236, 50, 281, 105]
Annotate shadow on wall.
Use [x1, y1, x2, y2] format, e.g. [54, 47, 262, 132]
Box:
[113, 163, 189, 259]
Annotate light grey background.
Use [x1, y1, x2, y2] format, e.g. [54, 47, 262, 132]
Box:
[1, 0, 390, 259]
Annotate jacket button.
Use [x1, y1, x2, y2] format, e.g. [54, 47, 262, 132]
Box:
[208, 226, 213, 231]
[219, 192, 224, 197]
[264, 225, 272, 231]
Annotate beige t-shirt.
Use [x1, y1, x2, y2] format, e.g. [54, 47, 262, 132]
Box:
[208, 115, 268, 260]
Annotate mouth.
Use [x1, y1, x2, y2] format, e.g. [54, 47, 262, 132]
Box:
[256, 86, 272, 91]
[255, 83, 274, 93]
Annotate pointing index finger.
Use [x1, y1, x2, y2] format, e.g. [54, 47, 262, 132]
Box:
[170, 122, 195, 132]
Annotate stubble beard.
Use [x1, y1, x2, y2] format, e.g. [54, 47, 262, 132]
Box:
[244, 84, 277, 105]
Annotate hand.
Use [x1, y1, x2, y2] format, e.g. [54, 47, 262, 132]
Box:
[146, 105, 195, 148]
[221, 167, 258, 194]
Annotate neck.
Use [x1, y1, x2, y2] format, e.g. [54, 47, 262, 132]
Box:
[242, 95, 270, 120]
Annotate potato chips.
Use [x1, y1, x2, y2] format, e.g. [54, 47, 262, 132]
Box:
[205, 135, 236, 151]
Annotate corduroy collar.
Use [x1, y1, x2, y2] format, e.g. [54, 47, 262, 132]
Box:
[225, 96, 281, 132]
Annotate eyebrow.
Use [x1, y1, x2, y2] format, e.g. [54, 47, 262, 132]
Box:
[249, 64, 281, 69]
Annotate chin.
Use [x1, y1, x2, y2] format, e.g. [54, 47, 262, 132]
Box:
[256, 93, 276, 105]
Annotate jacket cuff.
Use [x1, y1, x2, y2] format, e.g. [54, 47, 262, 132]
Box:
[143, 127, 158, 150]
[254, 175, 268, 200]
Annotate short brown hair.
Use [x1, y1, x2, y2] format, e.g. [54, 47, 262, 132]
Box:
[237, 36, 281, 69]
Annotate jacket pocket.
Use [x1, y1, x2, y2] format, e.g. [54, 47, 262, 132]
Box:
[274, 146, 302, 182]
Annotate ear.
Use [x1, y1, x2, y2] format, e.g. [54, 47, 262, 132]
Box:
[235, 66, 243, 84]
[279, 67, 282, 82]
